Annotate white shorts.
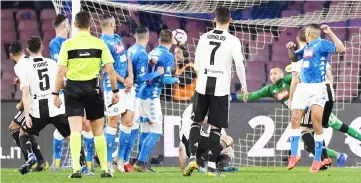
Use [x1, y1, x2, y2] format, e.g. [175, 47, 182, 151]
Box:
[104, 87, 136, 117]
[292, 83, 329, 110]
[138, 98, 163, 124]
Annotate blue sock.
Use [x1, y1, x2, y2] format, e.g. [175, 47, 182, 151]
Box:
[290, 129, 301, 156]
[117, 126, 132, 160]
[124, 128, 139, 162]
[104, 126, 117, 163]
[314, 134, 324, 162]
[83, 135, 94, 163]
[138, 133, 161, 162]
[138, 132, 149, 158]
[53, 138, 64, 159]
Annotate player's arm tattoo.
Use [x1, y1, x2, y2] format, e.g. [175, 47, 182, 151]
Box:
[288, 48, 297, 62]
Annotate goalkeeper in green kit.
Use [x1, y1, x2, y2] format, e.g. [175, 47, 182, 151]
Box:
[232, 29, 361, 167]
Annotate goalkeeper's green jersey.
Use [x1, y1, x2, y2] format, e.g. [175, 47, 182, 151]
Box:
[237, 74, 292, 106]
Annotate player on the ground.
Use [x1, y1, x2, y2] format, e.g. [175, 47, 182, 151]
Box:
[184, 6, 247, 177]
[128, 26, 166, 172]
[17, 37, 72, 175]
[287, 24, 345, 172]
[49, 14, 94, 174]
[232, 67, 351, 167]
[99, 14, 137, 173]
[179, 103, 237, 173]
[8, 41, 48, 172]
[132, 29, 179, 172]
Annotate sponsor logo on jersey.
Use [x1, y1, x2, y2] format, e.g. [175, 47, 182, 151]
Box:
[205, 68, 224, 74]
[79, 52, 90, 57]
[115, 42, 125, 54]
[275, 88, 289, 101]
[303, 49, 314, 58]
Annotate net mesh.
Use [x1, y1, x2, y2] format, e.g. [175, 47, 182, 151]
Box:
[51, 0, 361, 168]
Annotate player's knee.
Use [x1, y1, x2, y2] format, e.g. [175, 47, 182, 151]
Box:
[107, 116, 120, 128]
[9, 122, 19, 131]
[221, 135, 233, 146]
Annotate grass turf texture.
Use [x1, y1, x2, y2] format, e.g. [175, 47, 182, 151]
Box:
[1, 167, 360, 183]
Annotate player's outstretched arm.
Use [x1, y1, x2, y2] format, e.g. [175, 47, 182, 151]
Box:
[321, 25, 345, 53]
[288, 71, 300, 109]
[18, 69, 32, 127]
[232, 85, 271, 102]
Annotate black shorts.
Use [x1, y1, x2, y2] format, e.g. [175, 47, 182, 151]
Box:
[182, 135, 209, 158]
[300, 84, 334, 129]
[13, 109, 25, 126]
[192, 92, 229, 128]
[64, 78, 104, 121]
[21, 114, 70, 137]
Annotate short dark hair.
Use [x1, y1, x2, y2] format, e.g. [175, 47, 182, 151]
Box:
[215, 6, 231, 24]
[75, 11, 92, 29]
[9, 41, 23, 56]
[297, 28, 306, 42]
[100, 13, 113, 27]
[307, 23, 321, 30]
[159, 29, 173, 44]
[135, 26, 149, 39]
[52, 14, 67, 28]
[27, 36, 42, 53]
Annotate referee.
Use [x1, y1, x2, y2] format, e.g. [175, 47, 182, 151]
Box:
[53, 11, 119, 178]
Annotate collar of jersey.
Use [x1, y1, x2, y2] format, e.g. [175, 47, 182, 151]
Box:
[56, 36, 67, 41]
[135, 43, 146, 50]
[101, 33, 115, 39]
[307, 37, 321, 47]
[76, 31, 91, 37]
[157, 45, 168, 50]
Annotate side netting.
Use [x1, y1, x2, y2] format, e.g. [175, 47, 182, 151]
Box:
[51, 0, 361, 168]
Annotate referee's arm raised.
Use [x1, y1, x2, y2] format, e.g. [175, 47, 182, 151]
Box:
[232, 39, 248, 102]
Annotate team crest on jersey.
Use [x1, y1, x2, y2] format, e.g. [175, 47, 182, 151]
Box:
[115, 42, 125, 54]
[303, 49, 314, 58]
[275, 88, 289, 101]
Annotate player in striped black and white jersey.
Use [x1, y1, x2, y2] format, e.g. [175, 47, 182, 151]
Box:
[184, 7, 247, 177]
[8, 41, 48, 173]
[17, 37, 71, 175]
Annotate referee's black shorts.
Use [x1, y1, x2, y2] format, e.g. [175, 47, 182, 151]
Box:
[64, 78, 105, 121]
[191, 92, 229, 128]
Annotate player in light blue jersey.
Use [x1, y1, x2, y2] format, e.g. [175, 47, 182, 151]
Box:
[127, 26, 165, 172]
[286, 24, 345, 173]
[133, 30, 179, 172]
[49, 14, 95, 175]
[100, 14, 136, 173]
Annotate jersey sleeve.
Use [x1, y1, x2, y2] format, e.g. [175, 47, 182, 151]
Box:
[237, 85, 271, 101]
[57, 41, 69, 67]
[194, 36, 203, 73]
[291, 60, 302, 73]
[101, 40, 115, 65]
[319, 39, 336, 53]
[49, 40, 61, 61]
[18, 64, 30, 90]
[232, 38, 247, 88]
[162, 54, 178, 84]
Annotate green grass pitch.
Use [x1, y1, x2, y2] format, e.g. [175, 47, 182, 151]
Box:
[1, 167, 360, 183]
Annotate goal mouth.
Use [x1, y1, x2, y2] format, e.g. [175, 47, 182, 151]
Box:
[51, 0, 361, 168]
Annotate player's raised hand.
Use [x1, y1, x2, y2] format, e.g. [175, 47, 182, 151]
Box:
[53, 95, 62, 108]
[25, 115, 32, 128]
[286, 42, 297, 49]
[321, 24, 333, 34]
[241, 88, 248, 103]
[157, 66, 165, 75]
[13, 77, 20, 86]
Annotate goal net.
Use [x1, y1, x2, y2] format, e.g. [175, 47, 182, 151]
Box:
[51, 0, 361, 168]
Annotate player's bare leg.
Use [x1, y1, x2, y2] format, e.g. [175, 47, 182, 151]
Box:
[117, 110, 134, 172]
[91, 118, 114, 178]
[68, 116, 83, 178]
[105, 115, 120, 173]
[309, 105, 324, 173]
[288, 109, 304, 170]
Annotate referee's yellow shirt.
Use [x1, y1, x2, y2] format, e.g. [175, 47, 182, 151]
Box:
[58, 31, 114, 81]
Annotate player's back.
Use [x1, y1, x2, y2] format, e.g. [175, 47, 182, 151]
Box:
[49, 36, 67, 61]
[195, 29, 242, 96]
[21, 56, 64, 118]
[142, 45, 174, 99]
[128, 43, 148, 95]
[101, 33, 128, 90]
